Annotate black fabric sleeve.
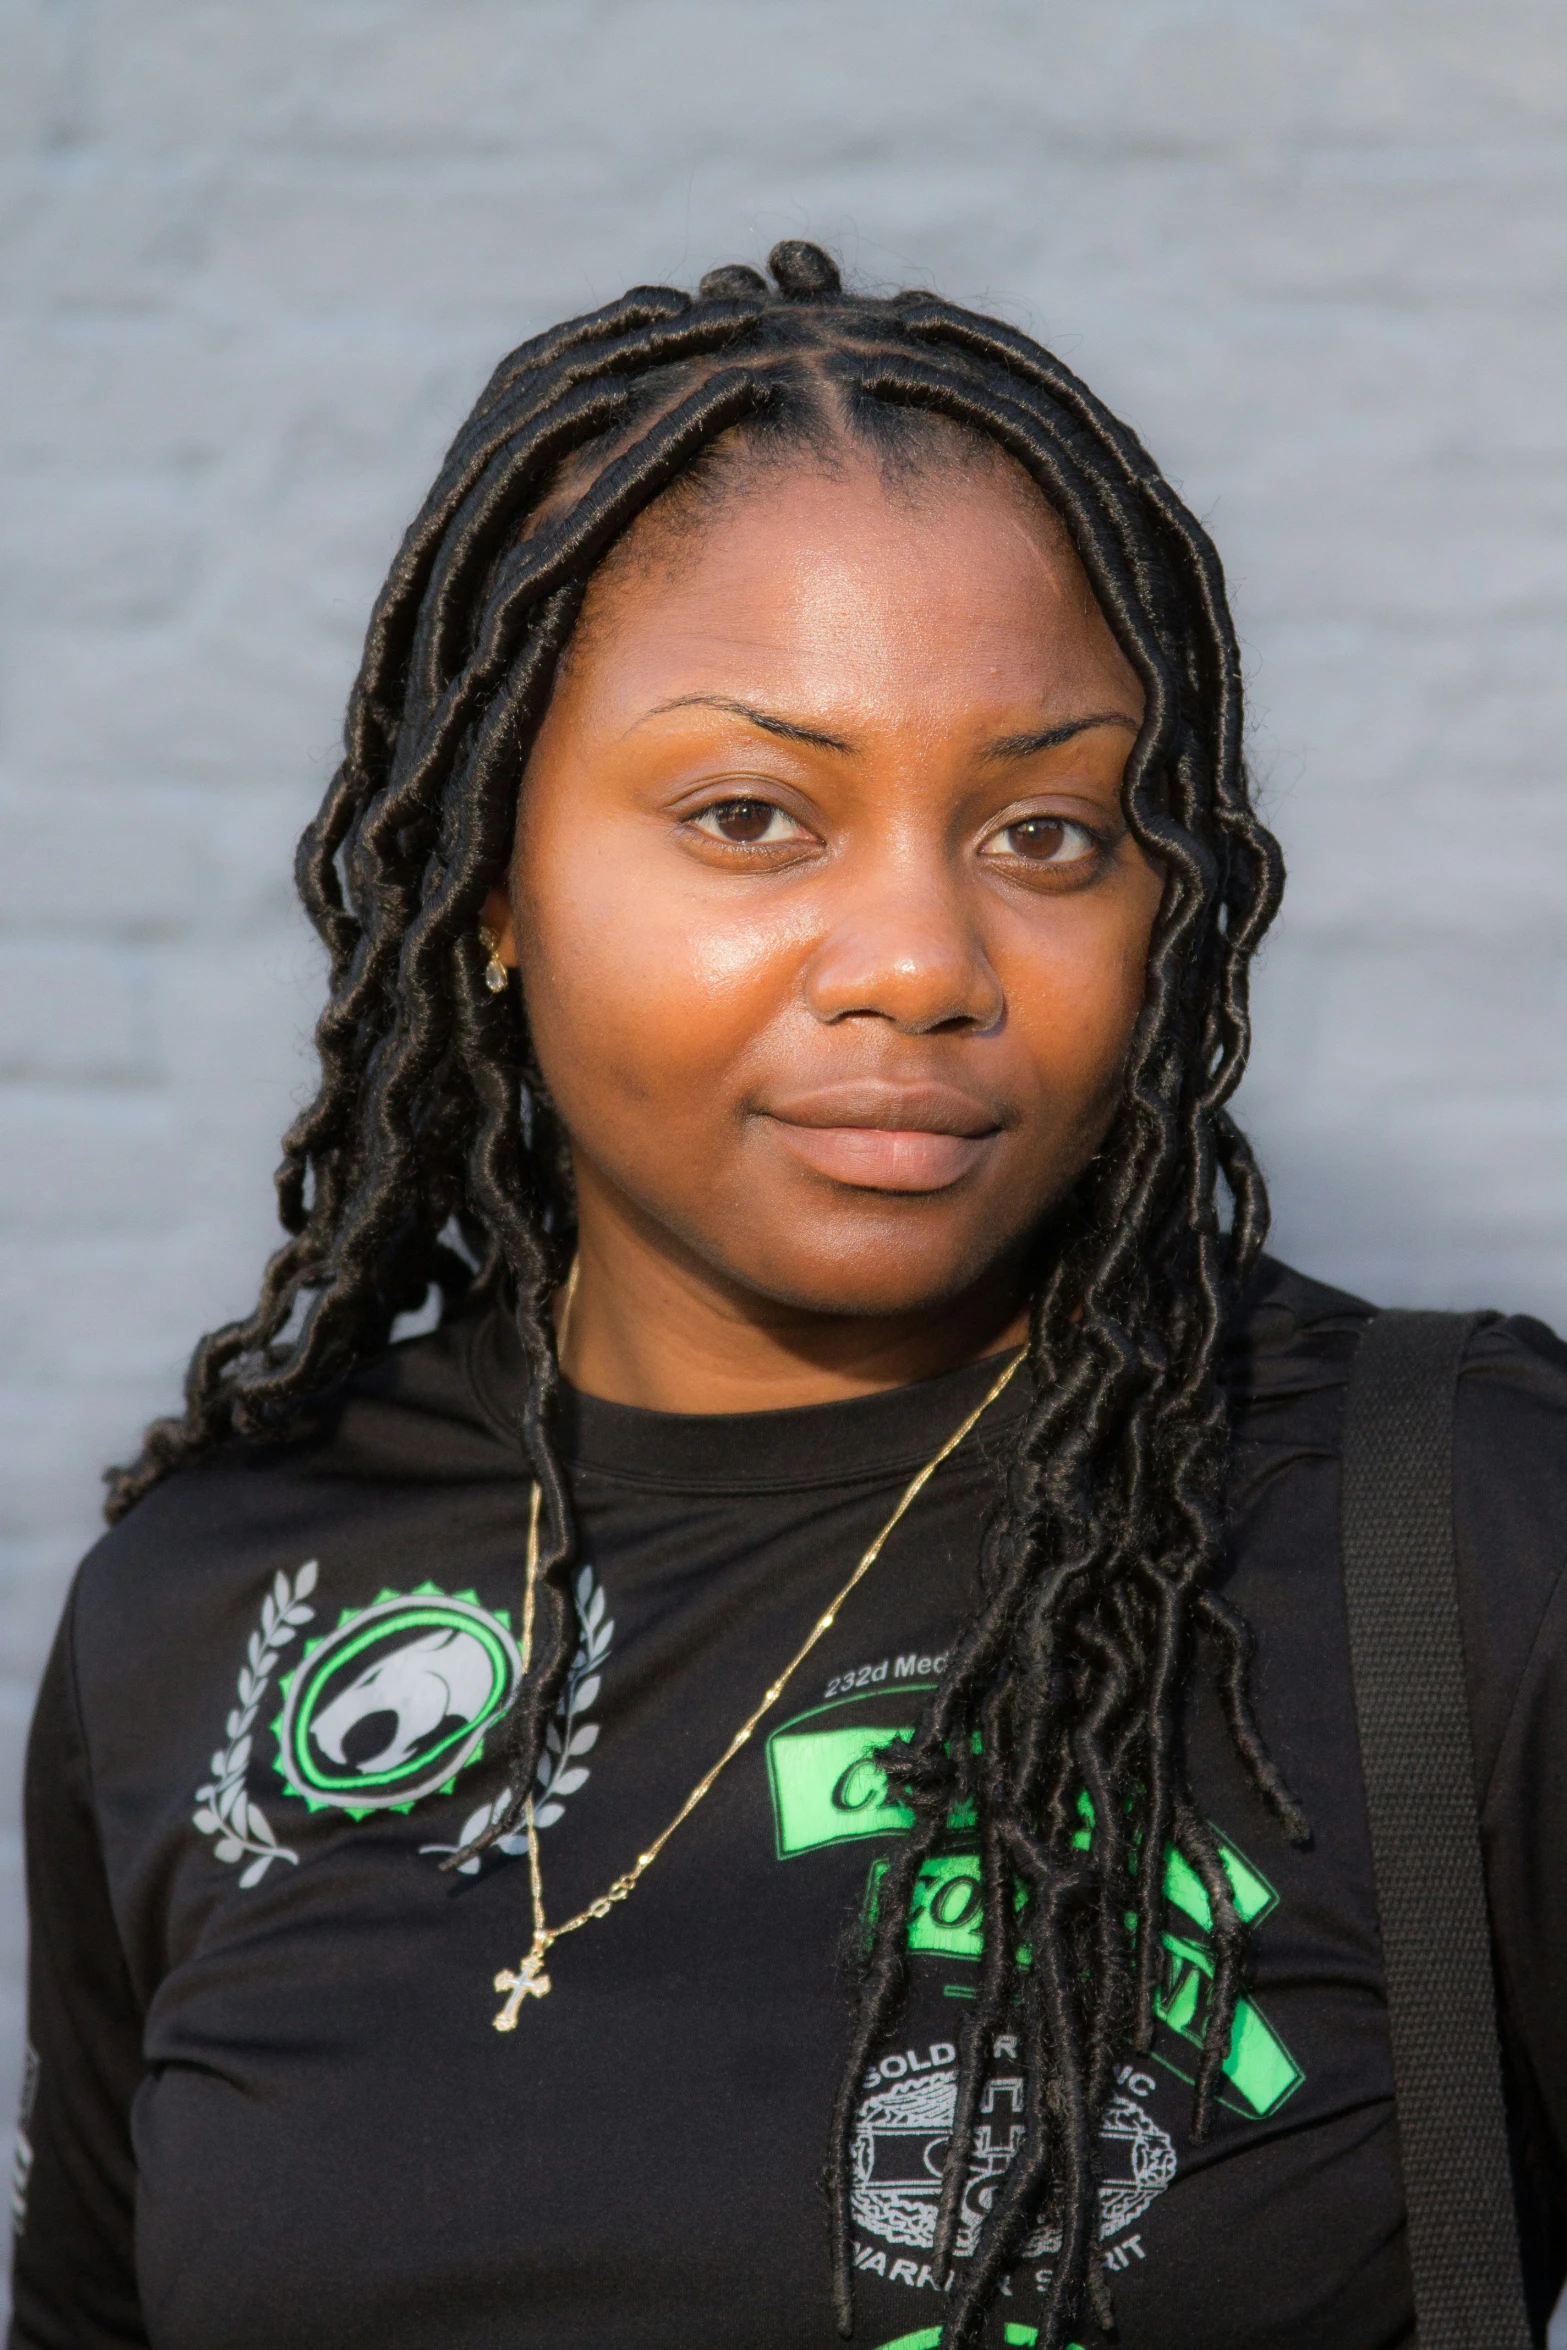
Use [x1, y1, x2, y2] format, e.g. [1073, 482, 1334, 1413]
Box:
[8, 1591, 148, 2348]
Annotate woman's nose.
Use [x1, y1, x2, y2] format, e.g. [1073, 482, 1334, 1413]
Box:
[801, 871, 1005, 1035]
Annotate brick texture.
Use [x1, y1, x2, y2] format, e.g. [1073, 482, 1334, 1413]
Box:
[4, 2, 1564, 2323]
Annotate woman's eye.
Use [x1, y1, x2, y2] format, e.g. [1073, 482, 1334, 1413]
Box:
[983, 816, 1101, 868]
[692, 798, 810, 847]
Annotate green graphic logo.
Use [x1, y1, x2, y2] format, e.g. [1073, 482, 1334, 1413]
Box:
[874, 2329, 1081, 2349]
[768, 1696, 1304, 2121]
[767, 1718, 917, 1855]
[273, 1583, 520, 1819]
[861, 1834, 1302, 2119]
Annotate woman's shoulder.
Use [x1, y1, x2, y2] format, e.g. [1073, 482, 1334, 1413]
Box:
[1224, 1254, 1567, 1540]
[67, 1301, 527, 1698]
[1225, 1252, 1567, 1428]
[1227, 1254, 1567, 1789]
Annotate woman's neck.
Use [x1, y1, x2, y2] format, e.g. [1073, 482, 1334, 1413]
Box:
[556, 1204, 1028, 1415]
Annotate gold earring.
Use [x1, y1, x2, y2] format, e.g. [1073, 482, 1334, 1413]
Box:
[478, 922, 508, 995]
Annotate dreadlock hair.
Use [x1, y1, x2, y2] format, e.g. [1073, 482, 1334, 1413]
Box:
[109, 238, 1304, 2348]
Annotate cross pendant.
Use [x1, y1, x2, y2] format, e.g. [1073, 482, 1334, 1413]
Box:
[492, 1950, 553, 2031]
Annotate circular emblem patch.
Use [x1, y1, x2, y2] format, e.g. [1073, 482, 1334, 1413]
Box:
[273, 1583, 521, 1818]
[851, 2062, 1175, 2260]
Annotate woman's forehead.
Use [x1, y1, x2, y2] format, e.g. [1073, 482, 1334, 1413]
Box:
[560, 455, 1138, 731]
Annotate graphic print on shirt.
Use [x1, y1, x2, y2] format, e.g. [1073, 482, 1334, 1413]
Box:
[271, 1580, 523, 1819]
[191, 1558, 319, 1883]
[766, 1685, 1304, 2127]
[192, 1566, 600, 1881]
[851, 2037, 1176, 2265]
[10, 2038, 39, 2236]
[768, 1682, 1304, 2309]
[420, 1565, 615, 1873]
[869, 2331, 1085, 2350]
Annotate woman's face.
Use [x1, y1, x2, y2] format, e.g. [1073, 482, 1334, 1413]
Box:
[486, 445, 1160, 1326]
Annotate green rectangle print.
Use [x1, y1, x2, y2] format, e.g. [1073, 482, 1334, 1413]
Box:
[1163, 1838, 1277, 1932]
[1156, 1931, 1304, 2117]
[766, 1723, 915, 1856]
[863, 1871, 1302, 2119]
[870, 2326, 1082, 2349]
[896, 1852, 986, 1960]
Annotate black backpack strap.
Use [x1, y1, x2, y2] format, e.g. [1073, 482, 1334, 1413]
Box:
[1341, 1307, 1533, 2349]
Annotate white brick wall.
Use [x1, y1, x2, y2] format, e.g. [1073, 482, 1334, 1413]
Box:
[4, 0, 1564, 2317]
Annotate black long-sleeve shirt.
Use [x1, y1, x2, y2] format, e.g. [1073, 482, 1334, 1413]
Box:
[11, 1260, 1567, 2348]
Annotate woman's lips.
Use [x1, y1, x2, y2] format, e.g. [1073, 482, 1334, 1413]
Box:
[767, 1122, 994, 1191]
[758, 1082, 1002, 1192]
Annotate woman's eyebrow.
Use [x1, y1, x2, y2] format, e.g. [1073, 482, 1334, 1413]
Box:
[639, 693, 855, 753]
[984, 712, 1141, 760]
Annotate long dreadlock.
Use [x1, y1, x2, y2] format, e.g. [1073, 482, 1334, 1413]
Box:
[108, 239, 1304, 2348]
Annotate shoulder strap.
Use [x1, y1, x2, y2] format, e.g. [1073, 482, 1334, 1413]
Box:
[1341, 1307, 1533, 2349]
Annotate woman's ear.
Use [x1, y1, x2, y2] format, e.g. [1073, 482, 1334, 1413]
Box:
[479, 887, 519, 968]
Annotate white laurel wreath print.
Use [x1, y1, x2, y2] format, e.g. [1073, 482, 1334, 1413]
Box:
[422, 1563, 613, 1873]
[192, 1560, 318, 1887]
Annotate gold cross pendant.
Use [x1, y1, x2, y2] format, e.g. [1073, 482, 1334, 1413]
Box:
[492, 1950, 552, 2031]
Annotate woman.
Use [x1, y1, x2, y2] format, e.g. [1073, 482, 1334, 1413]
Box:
[12, 242, 1566, 2350]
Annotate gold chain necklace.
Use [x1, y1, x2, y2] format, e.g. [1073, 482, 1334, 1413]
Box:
[491, 1334, 1024, 2030]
